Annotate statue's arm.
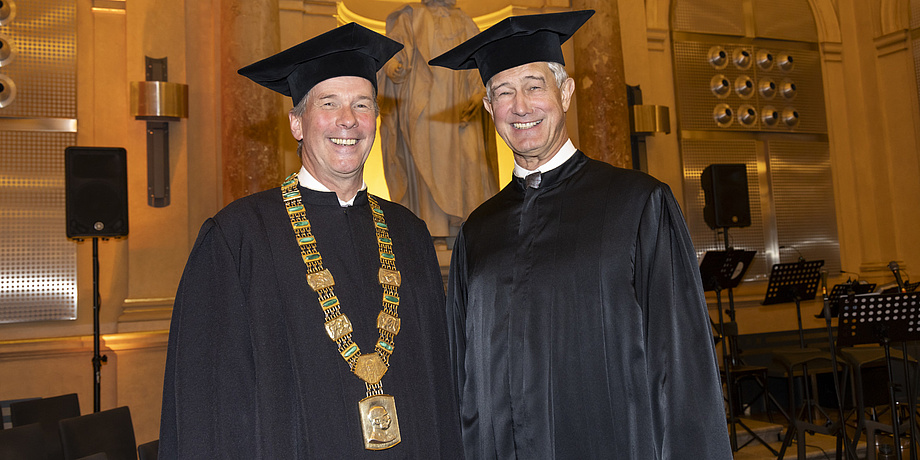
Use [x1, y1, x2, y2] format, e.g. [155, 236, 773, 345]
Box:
[384, 7, 415, 84]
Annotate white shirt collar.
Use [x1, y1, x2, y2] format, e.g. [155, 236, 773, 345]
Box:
[297, 166, 366, 207]
[512, 139, 577, 178]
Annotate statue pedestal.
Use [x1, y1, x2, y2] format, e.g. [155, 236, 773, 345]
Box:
[436, 248, 452, 286]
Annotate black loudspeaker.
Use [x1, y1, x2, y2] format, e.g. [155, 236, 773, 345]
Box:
[701, 163, 751, 229]
[65, 147, 129, 238]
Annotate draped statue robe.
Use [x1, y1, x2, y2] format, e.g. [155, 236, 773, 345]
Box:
[447, 152, 733, 459]
[380, 3, 499, 237]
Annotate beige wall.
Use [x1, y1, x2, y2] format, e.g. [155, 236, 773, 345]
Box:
[2, 0, 919, 445]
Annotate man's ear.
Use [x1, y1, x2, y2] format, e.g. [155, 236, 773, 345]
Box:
[560, 77, 575, 112]
[289, 112, 303, 141]
[482, 96, 494, 118]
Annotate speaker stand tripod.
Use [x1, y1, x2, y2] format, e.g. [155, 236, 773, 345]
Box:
[81, 237, 109, 413]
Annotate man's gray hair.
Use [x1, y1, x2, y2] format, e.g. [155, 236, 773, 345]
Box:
[485, 61, 569, 103]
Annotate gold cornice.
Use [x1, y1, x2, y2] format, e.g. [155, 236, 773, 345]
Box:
[335, 2, 515, 33]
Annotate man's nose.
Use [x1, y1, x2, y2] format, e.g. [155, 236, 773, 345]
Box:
[338, 107, 358, 128]
[511, 93, 532, 116]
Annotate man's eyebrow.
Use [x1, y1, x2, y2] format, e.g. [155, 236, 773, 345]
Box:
[522, 75, 547, 84]
[490, 81, 511, 93]
[490, 75, 547, 93]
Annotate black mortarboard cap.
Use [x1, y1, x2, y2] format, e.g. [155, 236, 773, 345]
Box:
[428, 10, 594, 85]
[238, 23, 403, 105]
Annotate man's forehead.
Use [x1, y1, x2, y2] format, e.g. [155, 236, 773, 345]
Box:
[309, 76, 375, 98]
[489, 62, 551, 87]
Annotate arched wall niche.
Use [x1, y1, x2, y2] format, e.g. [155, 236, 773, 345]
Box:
[342, 0, 517, 22]
[337, 0, 563, 30]
[879, 0, 910, 35]
[337, 2, 517, 33]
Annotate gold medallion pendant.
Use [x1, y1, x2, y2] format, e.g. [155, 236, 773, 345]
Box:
[359, 394, 401, 450]
[354, 353, 388, 384]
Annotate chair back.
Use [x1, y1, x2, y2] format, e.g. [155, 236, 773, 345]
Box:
[0, 422, 45, 460]
[9, 393, 81, 460]
[136, 439, 158, 460]
[58, 406, 137, 460]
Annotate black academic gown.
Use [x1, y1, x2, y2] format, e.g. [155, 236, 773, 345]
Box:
[159, 186, 463, 459]
[446, 152, 732, 459]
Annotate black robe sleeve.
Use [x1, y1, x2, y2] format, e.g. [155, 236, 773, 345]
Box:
[159, 218, 262, 458]
[635, 184, 731, 458]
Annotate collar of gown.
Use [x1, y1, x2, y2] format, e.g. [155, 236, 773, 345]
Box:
[298, 166, 367, 207]
[511, 147, 588, 193]
[512, 139, 577, 178]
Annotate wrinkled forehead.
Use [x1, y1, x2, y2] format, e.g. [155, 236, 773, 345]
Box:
[306, 75, 376, 100]
[487, 61, 553, 90]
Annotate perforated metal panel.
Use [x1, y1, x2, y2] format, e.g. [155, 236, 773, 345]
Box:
[673, 40, 826, 133]
[914, 36, 920, 100]
[672, 0, 745, 36]
[680, 139, 772, 281]
[753, 0, 819, 42]
[0, 0, 76, 118]
[0, 0, 77, 323]
[912, 0, 920, 31]
[768, 140, 840, 274]
[0, 131, 77, 323]
[673, 0, 837, 282]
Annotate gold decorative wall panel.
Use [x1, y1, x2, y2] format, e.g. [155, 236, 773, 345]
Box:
[672, 0, 838, 283]
[912, 0, 920, 31]
[0, 131, 78, 322]
[768, 140, 840, 274]
[671, 0, 745, 37]
[753, 0, 818, 42]
[0, 0, 77, 323]
[672, 39, 826, 134]
[0, 0, 76, 118]
[680, 139, 771, 279]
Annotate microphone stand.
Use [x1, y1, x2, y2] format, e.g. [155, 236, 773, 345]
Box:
[889, 261, 908, 293]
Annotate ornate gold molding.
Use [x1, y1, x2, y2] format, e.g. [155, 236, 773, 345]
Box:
[335, 2, 515, 33]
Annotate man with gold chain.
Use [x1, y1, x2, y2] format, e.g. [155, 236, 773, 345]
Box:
[158, 23, 462, 458]
[430, 10, 732, 459]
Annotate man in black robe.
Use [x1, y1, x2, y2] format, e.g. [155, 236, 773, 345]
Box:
[429, 11, 732, 459]
[158, 23, 463, 458]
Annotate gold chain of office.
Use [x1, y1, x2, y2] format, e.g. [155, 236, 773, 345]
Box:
[281, 173, 402, 398]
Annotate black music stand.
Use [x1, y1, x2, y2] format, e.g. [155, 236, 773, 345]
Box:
[762, 260, 845, 459]
[700, 250, 756, 292]
[763, 260, 825, 348]
[816, 282, 877, 319]
[702, 249, 757, 365]
[701, 250, 776, 453]
[817, 275, 861, 460]
[838, 292, 920, 460]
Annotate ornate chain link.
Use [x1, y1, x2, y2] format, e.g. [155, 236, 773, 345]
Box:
[282, 173, 401, 398]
